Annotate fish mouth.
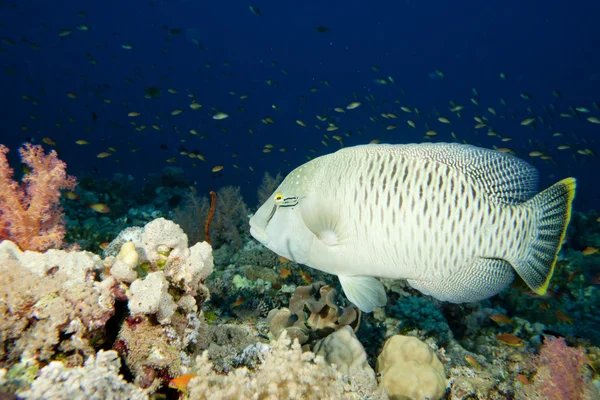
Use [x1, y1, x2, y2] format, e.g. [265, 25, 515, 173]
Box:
[249, 225, 269, 246]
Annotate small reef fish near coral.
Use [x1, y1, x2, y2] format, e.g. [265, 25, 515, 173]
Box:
[1, 1, 600, 399]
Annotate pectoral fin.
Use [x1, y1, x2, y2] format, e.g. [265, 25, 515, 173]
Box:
[338, 275, 387, 313]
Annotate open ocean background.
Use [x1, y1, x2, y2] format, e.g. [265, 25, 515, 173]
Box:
[1, 0, 599, 211]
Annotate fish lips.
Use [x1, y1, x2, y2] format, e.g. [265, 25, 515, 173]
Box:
[249, 224, 269, 246]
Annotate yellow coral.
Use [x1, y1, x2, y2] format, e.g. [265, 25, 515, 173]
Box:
[377, 335, 446, 400]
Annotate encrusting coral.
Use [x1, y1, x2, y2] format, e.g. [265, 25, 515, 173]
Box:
[0, 240, 115, 367]
[106, 218, 213, 392]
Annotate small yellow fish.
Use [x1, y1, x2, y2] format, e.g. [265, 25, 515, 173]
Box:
[587, 117, 600, 124]
[89, 203, 110, 213]
[190, 103, 202, 110]
[346, 102, 361, 110]
[213, 112, 229, 120]
[75, 139, 89, 145]
[128, 112, 141, 117]
[171, 109, 183, 116]
[296, 120, 306, 127]
[520, 117, 536, 126]
[211, 165, 224, 173]
[438, 117, 450, 124]
[97, 152, 112, 158]
[42, 137, 56, 146]
[582, 247, 599, 256]
[64, 191, 79, 200]
[464, 355, 480, 369]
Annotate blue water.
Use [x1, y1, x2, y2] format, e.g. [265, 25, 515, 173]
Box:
[1, 0, 599, 210]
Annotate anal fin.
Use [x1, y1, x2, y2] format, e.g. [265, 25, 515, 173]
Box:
[338, 275, 387, 313]
[408, 258, 515, 303]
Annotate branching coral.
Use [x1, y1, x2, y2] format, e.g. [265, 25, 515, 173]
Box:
[0, 143, 77, 251]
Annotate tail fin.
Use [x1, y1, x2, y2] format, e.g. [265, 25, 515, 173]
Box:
[513, 177, 576, 295]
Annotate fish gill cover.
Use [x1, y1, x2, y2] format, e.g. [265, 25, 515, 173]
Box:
[0, 0, 600, 399]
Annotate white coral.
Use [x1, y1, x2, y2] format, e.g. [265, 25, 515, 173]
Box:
[20, 350, 148, 400]
[128, 272, 176, 324]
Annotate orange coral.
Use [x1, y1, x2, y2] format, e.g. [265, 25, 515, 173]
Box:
[0, 143, 77, 251]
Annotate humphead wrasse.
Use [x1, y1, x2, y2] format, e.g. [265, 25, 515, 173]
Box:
[249, 143, 576, 312]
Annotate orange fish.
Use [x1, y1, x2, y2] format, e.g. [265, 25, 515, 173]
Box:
[554, 310, 574, 324]
[517, 374, 530, 385]
[299, 268, 312, 284]
[582, 247, 599, 256]
[89, 203, 110, 213]
[99, 242, 110, 249]
[279, 267, 291, 279]
[232, 296, 245, 308]
[538, 302, 551, 310]
[279, 256, 290, 263]
[489, 314, 512, 325]
[168, 374, 195, 393]
[496, 333, 524, 347]
[567, 268, 582, 282]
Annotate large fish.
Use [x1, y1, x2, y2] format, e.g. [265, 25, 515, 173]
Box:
[249, 143, 576, 312]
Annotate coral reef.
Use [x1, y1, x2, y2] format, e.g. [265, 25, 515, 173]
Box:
[0, 240, 115, 367]
[104, 218, 213, 391]
[2, 189, 600, 400]
[20, 350, 147, 400]
[188, 332, 356, 400]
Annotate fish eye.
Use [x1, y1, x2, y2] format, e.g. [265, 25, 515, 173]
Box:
[274, 191, 284, 204]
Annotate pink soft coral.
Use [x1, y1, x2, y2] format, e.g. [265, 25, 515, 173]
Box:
[531, 336, 591, 400]
[0, 143, 77, 251]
